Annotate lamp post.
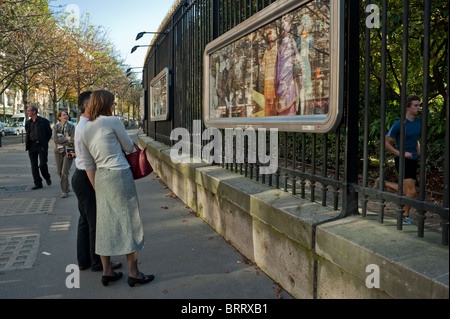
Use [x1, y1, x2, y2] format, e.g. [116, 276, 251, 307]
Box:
[126, 71, 141, 77]
[131, 45, 156, 54]
[135, 31, 167, 41]
[126, 67, 143, 74]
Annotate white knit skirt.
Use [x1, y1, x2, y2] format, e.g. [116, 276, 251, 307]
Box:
[94, 168, 144, 256]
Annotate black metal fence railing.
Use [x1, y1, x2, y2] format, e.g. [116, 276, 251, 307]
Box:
[142, 0, 449, 246]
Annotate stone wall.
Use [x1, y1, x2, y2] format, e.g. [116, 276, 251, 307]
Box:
[139, 135, 449, 299]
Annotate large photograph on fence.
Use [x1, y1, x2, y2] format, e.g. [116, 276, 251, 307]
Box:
[150, 67, 169, 121]
[203, 0, 343, 132]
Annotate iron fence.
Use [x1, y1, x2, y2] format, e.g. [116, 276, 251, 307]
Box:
[143, 0, 449, 245]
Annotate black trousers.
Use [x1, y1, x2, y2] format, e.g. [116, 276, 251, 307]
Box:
[72, 169, 101, 269]
[28, 142, 51, 186]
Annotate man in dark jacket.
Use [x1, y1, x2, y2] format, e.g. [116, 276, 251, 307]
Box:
[25, 105, 52, 189]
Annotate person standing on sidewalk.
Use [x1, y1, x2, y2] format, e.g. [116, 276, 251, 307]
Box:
[72, 91, 122, 273]
[25, 104, 52, 190]
[53, 110, 75, 198]
[80, 89, 154, 287]
[385, 95, 422, 224]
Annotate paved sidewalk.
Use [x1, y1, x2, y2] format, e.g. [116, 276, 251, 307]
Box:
[0, 130, 292, 300]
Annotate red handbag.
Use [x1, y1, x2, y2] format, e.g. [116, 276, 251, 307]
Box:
[125, 143, 153, 179]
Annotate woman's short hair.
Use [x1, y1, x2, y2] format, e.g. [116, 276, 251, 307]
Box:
[88, 90, 115, 121]
[57, 110, 68, 118]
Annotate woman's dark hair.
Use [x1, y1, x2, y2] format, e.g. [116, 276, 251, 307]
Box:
[57, 110, 68, 119]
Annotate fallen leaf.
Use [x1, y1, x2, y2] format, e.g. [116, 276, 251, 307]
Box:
[161, 206, 168, 209]
[274, 284, 284, 299]
[167, 192, 177, 199]
[224, 269, 229, 273]
[162, 289, 168, 294]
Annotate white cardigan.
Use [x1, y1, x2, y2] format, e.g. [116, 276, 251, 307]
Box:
[80, 116, 134, 171]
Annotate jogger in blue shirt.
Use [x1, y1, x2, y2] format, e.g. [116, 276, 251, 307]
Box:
[385, 95, 421, 224]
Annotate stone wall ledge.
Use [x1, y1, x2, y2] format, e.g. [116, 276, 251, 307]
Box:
[139, 135, 449, 299]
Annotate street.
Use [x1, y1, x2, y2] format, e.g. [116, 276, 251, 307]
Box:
[0, 133, 26, 148]
[0, 130, 292, 301]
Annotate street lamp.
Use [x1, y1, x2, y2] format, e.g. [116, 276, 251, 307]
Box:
[126, 67, 143, 74]
[135, 31, 167, 41]
[126, 71, 141, 77]
[130, 45, 156, 54]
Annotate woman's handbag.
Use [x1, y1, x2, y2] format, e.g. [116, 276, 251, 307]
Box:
[66, 147, 76, 159]
[125, 143, 153, 180]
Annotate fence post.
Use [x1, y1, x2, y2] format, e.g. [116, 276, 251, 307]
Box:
[341, 0, 360, 217]
[211, 0, 219, 40]
[444, 21, 450, 246]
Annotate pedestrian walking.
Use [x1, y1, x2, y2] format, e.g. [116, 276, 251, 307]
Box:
[72, 91, 122, 273]
[53, 110, 75, 198]
[80, 89, 153, 287]
[25, 104, 52, 189]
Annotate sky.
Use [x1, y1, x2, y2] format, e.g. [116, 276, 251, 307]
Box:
[49, 0, 176, 80]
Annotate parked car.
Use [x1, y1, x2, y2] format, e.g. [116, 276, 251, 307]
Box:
[0, 122, 6, 136]
[11, 113, 26, 126]
[5, 123, 26, 135]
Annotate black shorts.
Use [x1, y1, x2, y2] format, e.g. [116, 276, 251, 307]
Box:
[394, 157, 418, 180]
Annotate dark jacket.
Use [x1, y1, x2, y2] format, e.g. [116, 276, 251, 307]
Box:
[25, 116, 52, 151]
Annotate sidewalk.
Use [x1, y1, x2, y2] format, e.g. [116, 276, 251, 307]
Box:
[0, 130, 292, 299]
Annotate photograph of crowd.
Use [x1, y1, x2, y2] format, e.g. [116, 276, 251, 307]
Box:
[150, 68, 169, 121]
[208, 1, 330, 120]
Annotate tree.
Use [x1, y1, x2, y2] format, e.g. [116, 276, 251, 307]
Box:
[361, 0, 448, 172]
[39, 19, 77, 122]
[1, 0, 56, 112]
[1, 0, 144, 123]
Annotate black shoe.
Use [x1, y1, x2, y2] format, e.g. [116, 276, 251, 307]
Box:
[101, 271, 123, 286]
[127, 273, 155, 287]
[46, 178, 52, 186]
[31, 185, 43, 190]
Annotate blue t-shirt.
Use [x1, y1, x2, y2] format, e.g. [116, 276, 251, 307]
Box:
[387, 118, 421, 159]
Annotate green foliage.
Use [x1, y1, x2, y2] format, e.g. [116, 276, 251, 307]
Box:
[361, 0, 448, 174]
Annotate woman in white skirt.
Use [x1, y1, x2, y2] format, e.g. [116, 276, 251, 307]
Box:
[80, 89, 154, 287]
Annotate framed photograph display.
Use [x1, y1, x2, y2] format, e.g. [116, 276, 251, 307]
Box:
[203, 0, 344, 132]
[150, 67, 169, 121]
